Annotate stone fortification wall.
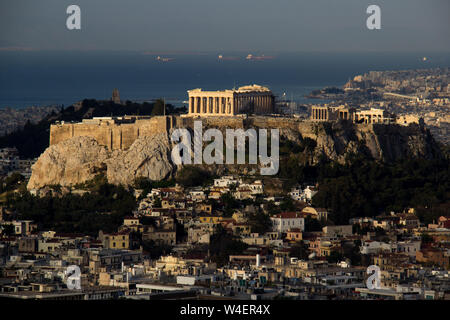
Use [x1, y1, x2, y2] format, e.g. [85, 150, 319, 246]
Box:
[50, 116, 174, 150]
[50, 115, 436, 164]
[50, 115, 321, 150]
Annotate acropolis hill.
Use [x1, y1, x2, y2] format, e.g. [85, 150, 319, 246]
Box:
[49, 111, 411, 153]
[29, 84, 440, 190]
[48, 84, 412, 152]
[28, 111, 441, 191]
[48, 83, 411, 152]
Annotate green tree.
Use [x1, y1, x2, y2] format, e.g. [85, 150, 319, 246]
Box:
[220, 192, 240, 217]
[153, 197, 162, 208]
[247, 211, 272, 234]
[326, 250, 344, 263]
[1, 224, 15, 237]
[176, 166, 211, 187]
[305, 216, 323, 232]
[421, 233, 433, 244]
[9, 181, 137, 236]
[279, 197, 296, 212]
[209, 225, 248, 266]
[151, 99, 165, 115]
[289, 241, 309, 260]
[142, 240, 173, 259]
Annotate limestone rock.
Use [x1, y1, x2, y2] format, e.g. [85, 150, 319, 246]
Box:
[106, 133, 174, 186]
[28, 119, 441, 190]
[280, 128, 300, 141]
[304, 122, 440, 164]
[28, 133, 175, 190]
[27, 136, 110, 190]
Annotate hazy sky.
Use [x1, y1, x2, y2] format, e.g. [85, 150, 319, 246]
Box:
[0, 0, 449, 52]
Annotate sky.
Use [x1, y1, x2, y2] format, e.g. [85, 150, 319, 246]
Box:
[0, 0, 449, 53]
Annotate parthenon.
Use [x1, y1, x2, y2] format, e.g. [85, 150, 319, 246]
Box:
[188, 84, 274, 116]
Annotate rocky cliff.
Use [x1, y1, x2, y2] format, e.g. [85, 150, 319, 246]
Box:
[27, 120, 442, 190]
[106, 134, 173, 186]
[27, 136, 110, 189]
[306, 121, 441, 164]
[27, 133, 174, 190]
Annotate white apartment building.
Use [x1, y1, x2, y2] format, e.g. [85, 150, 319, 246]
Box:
[289, 185, 317, 202]
[240, 180, 263, 195]
[271, 212, 305, 233]
[213, 176, 241, 188]
[360, 240, 421, 257]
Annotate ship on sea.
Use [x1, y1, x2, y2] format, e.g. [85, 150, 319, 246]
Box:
[218, 54, 240, 61]
[156, 56, 175, 62]
[246, 54, 275, 61]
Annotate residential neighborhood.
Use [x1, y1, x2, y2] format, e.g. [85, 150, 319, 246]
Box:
[1, 175, 449, 300]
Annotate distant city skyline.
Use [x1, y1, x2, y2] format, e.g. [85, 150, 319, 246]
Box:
[0, 0, 449, 53]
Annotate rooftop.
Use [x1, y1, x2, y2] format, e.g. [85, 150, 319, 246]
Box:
[188, 84, 272, 94]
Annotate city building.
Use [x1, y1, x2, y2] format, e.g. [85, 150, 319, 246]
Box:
[271, 212, 305, 233]
[99, 230, 131, 250]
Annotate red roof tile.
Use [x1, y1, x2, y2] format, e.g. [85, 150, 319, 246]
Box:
[272, 212, 303, 219]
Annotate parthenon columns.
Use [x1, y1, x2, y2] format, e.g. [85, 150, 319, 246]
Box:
[187, 85, 274, 116]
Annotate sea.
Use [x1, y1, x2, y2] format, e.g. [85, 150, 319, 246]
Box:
[0, 51, 449, 109]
